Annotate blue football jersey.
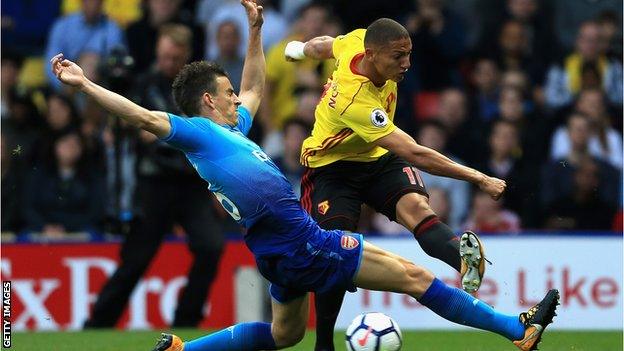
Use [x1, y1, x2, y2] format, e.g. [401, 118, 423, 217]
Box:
[160, 106, 315, 255]
[162, 106, 365, 294]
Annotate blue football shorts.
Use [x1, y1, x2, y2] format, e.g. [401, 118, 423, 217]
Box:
[254, 229, 364, 303]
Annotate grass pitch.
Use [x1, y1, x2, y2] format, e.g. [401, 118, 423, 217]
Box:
[11, 329, 622, 351]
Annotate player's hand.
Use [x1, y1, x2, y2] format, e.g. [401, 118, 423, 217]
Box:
[50, 53, 87, 88]
[478, 175, 507, 200]
[241, 0, 263, 28]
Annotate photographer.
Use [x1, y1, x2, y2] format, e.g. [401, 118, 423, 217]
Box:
[85, 24, 225, 328]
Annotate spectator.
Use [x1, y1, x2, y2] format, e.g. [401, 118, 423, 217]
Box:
[31, 93, 81, 165]
[85, 24, 225, 328]
[416, 120, 470, 230]
[463, 190, 521, 233]
[22, 131, 106, 236]
[261, 3, 334, 150]
[490, 19, 547, 87]
[44, 0, 126, 91]
[544, 20, 623, 109]
[470, 57, 501, 122]
[434, 88, 485, 164]
[476, 0, 555, 82]
[501, 69, 529, 93]
[205, 0, 288, 59]
[214, 21, 244, 93]
[550, 88, 623, 169]
[542, 113, 620, 210]
[544, 157, 617, 230]
[478, 120, 533, 225]
[125, 0, 205, 75]
[272, 119, 311, 198]
[402, 0, 466, 91]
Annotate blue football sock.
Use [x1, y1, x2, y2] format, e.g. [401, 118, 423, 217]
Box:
[183, 322, 277, 351]
[418, 278, 525, 340]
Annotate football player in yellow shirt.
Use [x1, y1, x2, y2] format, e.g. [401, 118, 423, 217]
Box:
[286, 18, 507, 351]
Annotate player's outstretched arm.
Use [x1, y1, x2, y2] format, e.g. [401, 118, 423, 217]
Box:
[238, 0, 265, 116]
[376, 128, 507, 200]
[50, 53, 171, 138]
[285, 35, 335, 61]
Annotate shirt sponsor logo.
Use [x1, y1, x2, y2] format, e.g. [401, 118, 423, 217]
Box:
[370, 108, 388, 127]
[341, 235, 359, 250]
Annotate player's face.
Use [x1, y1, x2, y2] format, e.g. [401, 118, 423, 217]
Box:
[213, 76, 241, 125]
[373, 38, 412, 82]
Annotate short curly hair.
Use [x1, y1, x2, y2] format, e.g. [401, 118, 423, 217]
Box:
[172, 61, 228, 116]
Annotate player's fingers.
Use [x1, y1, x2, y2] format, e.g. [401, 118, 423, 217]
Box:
[50, 53, 63, 64]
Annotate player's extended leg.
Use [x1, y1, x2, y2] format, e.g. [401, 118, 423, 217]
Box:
[151, 294, 309, 351]
[354, 241, 559, 351]
[395, 192, 486, 292]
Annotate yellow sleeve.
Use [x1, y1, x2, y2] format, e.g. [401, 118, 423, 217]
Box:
[340, 98, 396, 143]
[332, 29, 366, 60]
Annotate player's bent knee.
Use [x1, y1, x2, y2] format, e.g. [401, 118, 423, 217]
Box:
[396, 193, 433, 224]
[402, 261, 435, 296]
[271, 323, 306, 348]
[407, 195, 432, 214]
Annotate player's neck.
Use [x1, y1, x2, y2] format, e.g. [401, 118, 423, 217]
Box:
[357, 59, 386, 87]
[204, 108, 232, 127]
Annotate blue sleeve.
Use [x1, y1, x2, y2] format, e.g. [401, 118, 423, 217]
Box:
[237, 106, 253, 136]
[160, 114, 211, 154]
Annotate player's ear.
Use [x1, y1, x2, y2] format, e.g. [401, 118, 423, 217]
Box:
[203, 92, 216, 109]
[364, 46, 376, 61]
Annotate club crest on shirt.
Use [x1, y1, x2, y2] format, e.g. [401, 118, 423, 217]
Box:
[340, 234, 359, 250]
[370, 108, 388, 127]
[317, 200, 330, 215]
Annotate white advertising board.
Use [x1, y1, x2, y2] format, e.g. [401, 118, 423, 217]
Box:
[337, 236, 623, 330]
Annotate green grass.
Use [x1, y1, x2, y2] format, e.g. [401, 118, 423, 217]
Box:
[10, 329, 622, 351]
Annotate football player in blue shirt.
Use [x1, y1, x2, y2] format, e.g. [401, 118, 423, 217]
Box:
[51, 1, 558, 350]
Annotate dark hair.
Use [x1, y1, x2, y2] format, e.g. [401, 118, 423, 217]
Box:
[172, 61, 229, 116]
[364, 18, 409, 48]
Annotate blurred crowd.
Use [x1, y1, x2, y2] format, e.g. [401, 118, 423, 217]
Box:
[2, 0, 623, 238]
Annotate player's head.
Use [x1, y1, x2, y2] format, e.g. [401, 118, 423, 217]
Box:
[364, 18, 411, 82]
[172, 61, 241, 123]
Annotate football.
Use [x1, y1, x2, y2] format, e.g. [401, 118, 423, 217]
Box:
[345, 312, 403, 351]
